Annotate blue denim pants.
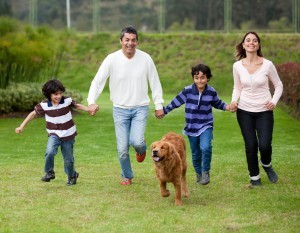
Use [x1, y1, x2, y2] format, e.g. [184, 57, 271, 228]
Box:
[44, 135, 76, 178]
[113, 106, 148, 179]
[188, 128, 213, 175]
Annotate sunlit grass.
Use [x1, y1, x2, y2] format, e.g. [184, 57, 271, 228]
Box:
[0, 93, 299, 232]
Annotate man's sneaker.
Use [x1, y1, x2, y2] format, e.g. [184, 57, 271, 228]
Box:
[250, 178, 262, 187]
[66, 172, 79, 186]
[263, 166, 278, 183]
[136, 151, 146, 163]
[196, 173, 202, 184]
[41, 171, 55, 182]
[120, 178, 132, 186]
[200, 171, 210, 185]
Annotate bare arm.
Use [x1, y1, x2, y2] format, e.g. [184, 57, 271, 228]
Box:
[75, 103, 89, 112]
[15, 110, 37, 133]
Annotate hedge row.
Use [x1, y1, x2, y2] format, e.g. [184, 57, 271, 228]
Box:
[276, 62, 300, 119]
[0, 82, 83, 113]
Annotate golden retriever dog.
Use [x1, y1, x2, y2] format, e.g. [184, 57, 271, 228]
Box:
[150, 132, 189, 205]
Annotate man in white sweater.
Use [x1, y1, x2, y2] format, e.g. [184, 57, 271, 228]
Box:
[87, 26, 164, 185]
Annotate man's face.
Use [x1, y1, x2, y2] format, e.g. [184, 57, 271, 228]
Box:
[120, 33, 138, 58]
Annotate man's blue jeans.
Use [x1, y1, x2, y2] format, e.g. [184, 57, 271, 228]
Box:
[113, 106, 148, 179]
[44, 135, 76, 178]
[188, 128, 213, 175]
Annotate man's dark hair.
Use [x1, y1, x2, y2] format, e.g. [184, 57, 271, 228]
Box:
[120, 26, 138, 41]
[42, 79, 65, 101]
[191, 64, 213, 79]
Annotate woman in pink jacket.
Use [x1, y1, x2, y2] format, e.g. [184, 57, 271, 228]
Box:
[231, 32, 283, 187]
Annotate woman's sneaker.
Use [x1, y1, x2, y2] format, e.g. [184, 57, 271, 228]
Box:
[250, 178, 262, 187]
[41, 171, 55, 182]
[263, 166, 278, 183]
[66, 172, 79, 186]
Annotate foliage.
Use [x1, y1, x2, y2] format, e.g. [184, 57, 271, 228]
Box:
[276, 62, 300, 118]
[0, 16, 19, 36]
[0, 17, 66, 89]
[5, 0, 296, 32]
[0, 93, 299, 232]
[168, 18, 195, 32]
[59, 32, 300, 98]
[268, 17, 292, 32]
[0, 82, 83, 113]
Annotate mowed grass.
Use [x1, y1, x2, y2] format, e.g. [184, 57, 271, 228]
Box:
[0, 93, 299, 233]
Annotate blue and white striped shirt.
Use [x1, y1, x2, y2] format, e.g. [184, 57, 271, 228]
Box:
[163, 84, 227, 137]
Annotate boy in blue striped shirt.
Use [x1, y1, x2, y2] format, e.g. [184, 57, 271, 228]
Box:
[162, 64, 230, 185]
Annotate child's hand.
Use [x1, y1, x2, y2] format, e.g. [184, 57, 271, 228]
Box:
[229, 101, 238, 112]
[15, 127, 23, 134]
[88, 104, 99, 116]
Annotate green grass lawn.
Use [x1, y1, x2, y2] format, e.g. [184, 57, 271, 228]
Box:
[0, 93, 299, 233]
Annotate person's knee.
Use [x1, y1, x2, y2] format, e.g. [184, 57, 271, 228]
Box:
[45, 148, 57, 157]
[200, 144, 211, 154]
[131, 139, 144, 151]
[245, 142, 258, 154]
[118, 149, 129, 160]
[259, 143, 271, 155]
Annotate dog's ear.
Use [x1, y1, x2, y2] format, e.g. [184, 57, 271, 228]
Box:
[150, 142, 157, 150]
[164, 142, 174, 159]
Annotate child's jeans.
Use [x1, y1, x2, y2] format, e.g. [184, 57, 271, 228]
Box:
[188, 128, 213, 175]
[44, 135, 75, 178]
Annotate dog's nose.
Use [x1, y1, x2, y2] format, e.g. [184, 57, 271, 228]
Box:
[152, 150, 158, 156]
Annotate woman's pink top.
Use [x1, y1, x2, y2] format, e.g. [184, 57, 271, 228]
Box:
[232, 58, 283, 112]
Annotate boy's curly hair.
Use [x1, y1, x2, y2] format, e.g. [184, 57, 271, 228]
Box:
[42, 79, 65, 101]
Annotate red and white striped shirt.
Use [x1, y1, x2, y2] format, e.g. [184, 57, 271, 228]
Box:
[35, 96, 77, 141]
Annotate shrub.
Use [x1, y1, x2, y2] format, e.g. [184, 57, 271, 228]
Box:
[0, 16, 19, 36]
[0, 18, 65, 89]
[276, 62, 300, 118]
[0, 82, 83, 113]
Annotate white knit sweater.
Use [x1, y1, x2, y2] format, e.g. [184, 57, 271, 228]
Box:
[87, 49, 164, 110]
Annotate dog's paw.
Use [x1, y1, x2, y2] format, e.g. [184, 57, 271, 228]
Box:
[182, 191, 189, 197]
[175, 199, 182, 206]
[161, 189, 171, 197]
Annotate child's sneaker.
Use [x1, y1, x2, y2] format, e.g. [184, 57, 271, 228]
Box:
[41, 171, 55, 182]
[196, 173, 202, 183]
[200, 171, 210, 185]
[66, 172, 79, 186]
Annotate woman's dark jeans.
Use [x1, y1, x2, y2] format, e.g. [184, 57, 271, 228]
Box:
[236, 108, 274, 178]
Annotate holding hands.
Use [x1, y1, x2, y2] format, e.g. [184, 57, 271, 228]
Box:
[155, 109, 165, 119]
[229, 101, 238, 112]
[88, 104, 99, 116]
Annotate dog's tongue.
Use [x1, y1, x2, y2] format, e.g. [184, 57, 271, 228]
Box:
[153, 157, 160, 162]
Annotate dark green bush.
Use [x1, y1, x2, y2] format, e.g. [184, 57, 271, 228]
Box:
[0, 83, 83, 113]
